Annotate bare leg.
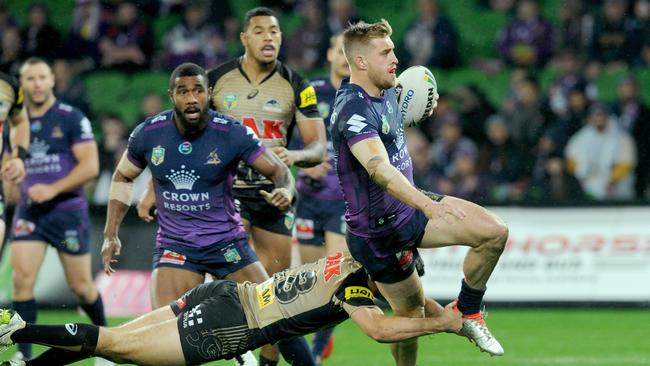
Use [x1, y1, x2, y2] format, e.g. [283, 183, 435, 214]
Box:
[249, 225, 292, 276]
[150, 267, 204, 309]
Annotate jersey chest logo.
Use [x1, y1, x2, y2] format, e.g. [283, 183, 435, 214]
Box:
[242, 117, 284, 139]
[151, 145, 165, 166]
[165, 165, 200, 190]
[205, 148, 221, 165]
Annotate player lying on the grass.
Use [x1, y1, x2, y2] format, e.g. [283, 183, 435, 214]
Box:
[0, 252, 464, 366]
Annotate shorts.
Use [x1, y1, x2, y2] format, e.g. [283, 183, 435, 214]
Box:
[295, 197, 346, 245]
[171, 280, 267, 364]
[235, 188, 296, 236]
[347, 210, 428, 284]
[11, 205, 91, 255]
[153, 237, 259, 279]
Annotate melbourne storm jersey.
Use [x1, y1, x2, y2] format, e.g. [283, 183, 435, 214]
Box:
[294, 77, 343, 201]
[127, 110, 265, 248]
[0, 72, 23, 155]
[22, 101, 94, 210]
[237, 251, 378, 341]
[207, 58, 321, 191]
[331, 79, 416, 238]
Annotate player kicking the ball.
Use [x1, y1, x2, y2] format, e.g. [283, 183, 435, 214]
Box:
[330, 19, 508, 365]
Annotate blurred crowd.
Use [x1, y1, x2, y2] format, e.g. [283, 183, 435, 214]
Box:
[0, 0, 648, 204]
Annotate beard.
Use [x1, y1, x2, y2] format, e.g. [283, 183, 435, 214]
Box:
[173, 105, 209, 136]
[369, 68, 396, 90]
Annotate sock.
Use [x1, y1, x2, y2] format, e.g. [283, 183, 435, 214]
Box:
[278, 337, 315, 366]
[26, 350, 92, 366]
[11, 323, 99, 357]
[259, 354, 279, 366]
[457, 278, 486, 316]
[13, 299, 37, 359]
[80, 294, 107, 326]
[311, 326, 335, 358]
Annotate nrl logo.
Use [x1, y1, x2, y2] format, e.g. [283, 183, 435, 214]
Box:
[151, 145, 165, 166]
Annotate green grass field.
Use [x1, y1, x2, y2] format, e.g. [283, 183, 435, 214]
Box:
[2, 308, 649, 365]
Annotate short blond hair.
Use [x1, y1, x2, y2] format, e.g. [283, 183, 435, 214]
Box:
[342, 19, 393, 64]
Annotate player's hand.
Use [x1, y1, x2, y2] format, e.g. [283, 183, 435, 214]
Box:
[439, 301, 463, 333]
[101, 236, 122, 275]
[271, 146, 296, 166]
[2, 158, 25, 183]
[421, 200, 466, 227]
[137, 195, 156, 223]
[301, 161, 332, 179]
[428, 92, 440, 117]
[27, 183, 58, 203]
[260, 187, 292, 211]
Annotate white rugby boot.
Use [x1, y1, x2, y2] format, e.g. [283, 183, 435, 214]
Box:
[459, 308, 504, 356]
[0, 310, 26, 353]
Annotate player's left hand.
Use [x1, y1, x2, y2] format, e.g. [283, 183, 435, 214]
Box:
[271, 147, 296, 166]
[101, 236, 122, 275]
[27, 183, 58, 203]
[428, 92, 440, 117]
[2, 157, 25, 183]
[260, 187, 292, 211]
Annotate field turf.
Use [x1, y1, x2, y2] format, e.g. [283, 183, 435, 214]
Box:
[1, 308, 649, 365]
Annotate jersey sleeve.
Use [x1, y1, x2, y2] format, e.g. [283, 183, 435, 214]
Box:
[126, 122, 147, 169]
[232, 121, 266, 165]
[290, 70, 321, 121]
[67, 110, 95, 145]
[336, 100, 380, 148]
[334, 271, 379, 316]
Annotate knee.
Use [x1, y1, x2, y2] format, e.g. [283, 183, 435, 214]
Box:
[393, 303, 425, 319]
[68, 279, 94, 300]
[12, 267, 37, 292]
[484, 219, 508, 253]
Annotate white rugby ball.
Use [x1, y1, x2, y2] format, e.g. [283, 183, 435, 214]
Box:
[396, 66, 437, 128]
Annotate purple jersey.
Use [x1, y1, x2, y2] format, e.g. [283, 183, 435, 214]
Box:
[295, 77, 343, 200]
[331, 79, 416, 238]
[22, 101, 94, 210]
[127, 110, 265, 249]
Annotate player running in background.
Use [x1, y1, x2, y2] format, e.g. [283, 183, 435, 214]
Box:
[331, 20, 508, 365]
[0, 252, 464, 366]
[100, 63, 310, 366]
[6, 58, 105, 363]
[289, 33, 349, 364]
[0, 71, 30, 255]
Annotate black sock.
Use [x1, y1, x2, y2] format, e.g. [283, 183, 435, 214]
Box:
[26, 349, 92, 366]
[13, 299, 37, 359]
[11, 323, 99, 357]
[259, 354, 279, 366]
[80, 294, 107, 326]
[457, 279, 486, 316]
[278, 337, 315, 366]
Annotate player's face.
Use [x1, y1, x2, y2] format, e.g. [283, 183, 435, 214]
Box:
[327, 36, 350, 79]
[365, 36, 398, 90]
[170, 75, 211, 132]
[241, 15, 282, 66]
[20, 62, 55, 106]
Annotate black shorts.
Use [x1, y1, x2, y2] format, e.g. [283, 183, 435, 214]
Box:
[171, 281, 267, 365]
[295, 196, 346, 246]
[235, 187, 296, 236]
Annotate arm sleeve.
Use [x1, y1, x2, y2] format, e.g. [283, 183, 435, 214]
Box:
[334, 271, 379, 316]
[126, 122, 147, 169]
[291, 71, 321, 121]
[336, 101, 380, 149]
[232, 121, 267, 165]
[68, 110, 96, 145]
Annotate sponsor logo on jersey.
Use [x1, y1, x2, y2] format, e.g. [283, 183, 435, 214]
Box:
[51, 126, 63, 138]
[65, 323, 78, 335]
[151, 145, 165, 166]
[182, 305, 203, 328]
[295, 218, 314, 240]
[396, 248, 413, 270]
[178, 141, 192, 155]
[63, 230, 80, 252]
[324, 252, 343, 282]
[247, 89, 259, 99]
[165, 165, 200, 190]
[29, 138, 50, 158]
[31, 120, 42, 133]
[344, 286, 374, 300]
[256, 278, 275, 309]
[223, 246, 242, 263]
[317, 101, 331, 119]
[386, 101, 394, 114]
[299, 86, 317, 108]
[381, 115, 390, 134]
[262, 98, 282, 113]
[345, 114, 367, 133]
[223, 94, 238, 110]
[14, 219, 35, 236]
[175, 297, 187, 310]
[205, 148, 221, 165]
[284, 211, 295, 230]
[160, 249, 186, 265]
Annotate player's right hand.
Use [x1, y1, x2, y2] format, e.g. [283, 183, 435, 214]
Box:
[301, 161, 332, 180]
[101, 236, 122, 275]
[422, 200, 466, 227]
[2, 157, 25, 183]
[137, 199, 156, 223]
[260, 188, 292, 211]
[440, 301, 463, 333]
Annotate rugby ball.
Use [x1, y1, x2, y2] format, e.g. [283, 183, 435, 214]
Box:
[396, 66, 437, 128]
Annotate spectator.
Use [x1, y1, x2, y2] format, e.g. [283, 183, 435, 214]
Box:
[138, 91, 165, 122]
[435, 150, 489, 202]
[548, 49, 588, 118]
[556, 0, 594, 52]
[553, 85, 591, 140]
[612, 76, 650, 198]
[93, 114, 128, 204]
[479, 0, 516, 13]
[453, 84, 495, 144]
[160, 0, 230, 70]
[430, 115, 479, 181]
[98, 1, 154, 72]
[208, 0, 238, 43]
[53, 59, 90, 116]
[477, 114, 524, 201]
[407, 128, 436, 190]
[497, 0, 554, 67]
[401, 0, 459, 69]
[526, 153, 587, 203]
[0, 27, 22, 76]
[565, 103, 636, 200]
[420, 92, 452, 140]
[588, 0, 641, 68]
[286, 0, 329, 73]
[327, 0, 361, 35]
[21, 3, 62, 61]
[634, 0, 650, 65]
[64, 0, 106, 72]
[0, 3, 18, 35]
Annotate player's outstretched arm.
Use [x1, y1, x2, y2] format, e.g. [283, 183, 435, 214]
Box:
[273, 118, 326, 168]
[251, 149, 296, 211]
[350, 137, 466, 224]
[350, 302, 462, 343]
[102, 151, 143, 275]
[2, 107, 29, 183]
